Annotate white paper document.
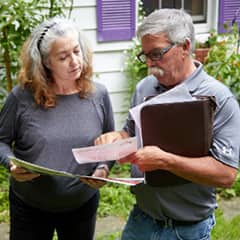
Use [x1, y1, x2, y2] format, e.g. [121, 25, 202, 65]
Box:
[129, 83, 195, 130]
[79, 176, 144, 186]
[72, 137, 137, 164]
[9, 155, 77, 178]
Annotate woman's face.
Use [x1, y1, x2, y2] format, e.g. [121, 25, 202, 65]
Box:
[47, 31, 83, 83]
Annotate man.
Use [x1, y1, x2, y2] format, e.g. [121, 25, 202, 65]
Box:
[95, 9, 240, 240]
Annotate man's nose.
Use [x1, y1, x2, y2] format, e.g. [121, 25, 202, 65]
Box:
[146, 57, 157, 67]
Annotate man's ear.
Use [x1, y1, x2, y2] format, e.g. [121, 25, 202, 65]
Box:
[183, 38, 191, 51]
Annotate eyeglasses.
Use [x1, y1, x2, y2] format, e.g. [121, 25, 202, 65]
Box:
[137, 43, 176, 63]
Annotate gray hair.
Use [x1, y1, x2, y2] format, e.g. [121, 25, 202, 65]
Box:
[137, 9, 195, 53]
[28, 17, 91, 78]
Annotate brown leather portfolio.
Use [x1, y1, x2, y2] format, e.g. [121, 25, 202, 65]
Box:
[140, 96, 216, 187]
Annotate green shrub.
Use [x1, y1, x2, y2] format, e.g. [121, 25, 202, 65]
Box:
[98, 184, 135, 219]
[204, 23, 240, 103]
[98, 164, 135, 218]
[123, 39, 147, 103]
[0, 166, 9, 223]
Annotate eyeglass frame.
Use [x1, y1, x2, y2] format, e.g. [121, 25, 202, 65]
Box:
[137, 43, 176, 63]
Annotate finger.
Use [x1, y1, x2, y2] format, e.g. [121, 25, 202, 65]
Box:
[94, 132, 121, 145]
[12, 172, 40, 182]
[94, 133, 113, 145]
[118, 158, 129, 164]
[92, 168, 108, 178]
[80, 178, 105, 189]
[90, 180, 106, 188]
[94, 136, 104, 145]
[118, 153, 136, 164]
[89, 179, 105, 185]
[10, 165, 28, 174]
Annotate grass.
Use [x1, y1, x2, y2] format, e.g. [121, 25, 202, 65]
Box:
[98, 184, 135, 218]
[211, 209, 240, 240]
[96, 231, 122, 240]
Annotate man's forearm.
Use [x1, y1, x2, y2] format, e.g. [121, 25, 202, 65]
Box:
[167, 153, 237, 188]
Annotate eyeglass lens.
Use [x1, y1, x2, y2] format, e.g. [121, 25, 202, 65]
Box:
[137, 44, 175, 63]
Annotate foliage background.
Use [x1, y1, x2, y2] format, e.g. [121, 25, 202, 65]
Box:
[204, 23, 240, 103]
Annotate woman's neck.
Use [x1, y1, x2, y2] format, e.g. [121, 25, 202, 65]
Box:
[51, 81, 79, 95]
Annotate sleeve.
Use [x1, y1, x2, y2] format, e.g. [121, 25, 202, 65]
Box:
[0, 92, 18, 169]
[123, 91, 137, 137]
[95, 85, 115, 170]
[102, 88, 115, 133]
[210, 96, 240, 169]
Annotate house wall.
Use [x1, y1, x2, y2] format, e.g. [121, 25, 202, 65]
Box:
[70, 0, 133, 130]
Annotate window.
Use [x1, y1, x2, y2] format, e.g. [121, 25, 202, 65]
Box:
[97, 0, 136, 42]
[142, 0, 207, 23]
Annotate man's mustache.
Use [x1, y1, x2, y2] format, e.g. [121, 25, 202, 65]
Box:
[148, 67, 164, 77]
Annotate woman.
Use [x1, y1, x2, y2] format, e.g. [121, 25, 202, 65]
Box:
[0, 17, 114, 240]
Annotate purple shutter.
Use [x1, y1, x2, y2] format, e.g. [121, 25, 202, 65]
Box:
[219, 0, 240, 33]
[97, 0, 136, 42]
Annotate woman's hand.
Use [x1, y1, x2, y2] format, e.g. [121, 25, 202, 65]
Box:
[80, 166, 109, 189]
[10, 162, 40, 182]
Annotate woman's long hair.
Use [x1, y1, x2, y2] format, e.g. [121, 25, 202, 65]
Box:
[18, 17, 94, 108]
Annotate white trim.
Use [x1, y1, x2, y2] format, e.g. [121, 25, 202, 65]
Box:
[192, 15, 206, 22]
[195, 0, 218, 35]
[156, 0, 218, 35]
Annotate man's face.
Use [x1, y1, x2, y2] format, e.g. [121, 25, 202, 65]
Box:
[141, 33, 185, 88]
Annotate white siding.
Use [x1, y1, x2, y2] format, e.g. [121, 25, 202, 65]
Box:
[70, 0, 133, 130]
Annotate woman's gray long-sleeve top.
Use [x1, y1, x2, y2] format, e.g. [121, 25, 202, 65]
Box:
[0, 82, 114, 212]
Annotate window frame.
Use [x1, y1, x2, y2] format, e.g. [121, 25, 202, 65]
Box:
[159, 0, 207, 23]
[194, 0, 218, 35]
[142, 0, 218, 35]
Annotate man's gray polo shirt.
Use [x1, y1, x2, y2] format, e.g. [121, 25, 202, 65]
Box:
[123, 62, 240, 221]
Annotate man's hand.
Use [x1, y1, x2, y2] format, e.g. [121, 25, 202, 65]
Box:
[119, 146, 171, 172]
[10, 162, 40, 182]
[94, 131, 129, 145]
